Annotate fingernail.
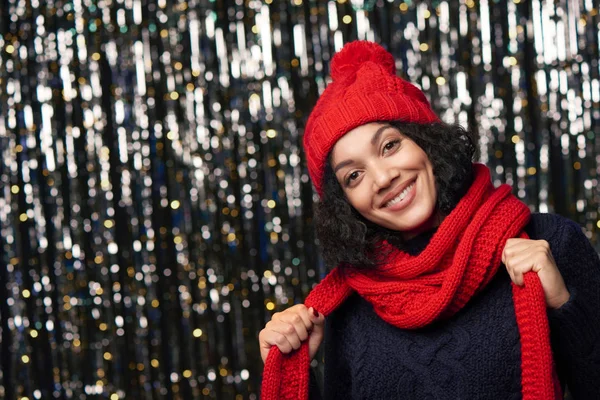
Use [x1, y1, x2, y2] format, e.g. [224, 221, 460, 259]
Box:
[313, 308, 319, 317]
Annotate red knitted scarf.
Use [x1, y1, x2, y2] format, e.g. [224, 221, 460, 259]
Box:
[261, 164, 560, 400]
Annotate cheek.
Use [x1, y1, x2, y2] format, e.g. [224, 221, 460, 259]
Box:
[427, 174, 438, 205]
[345, 188, 372, 214]
[425, 163, 436, 185]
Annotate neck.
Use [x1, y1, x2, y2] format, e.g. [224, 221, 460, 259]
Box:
[400, 209, 444, 241]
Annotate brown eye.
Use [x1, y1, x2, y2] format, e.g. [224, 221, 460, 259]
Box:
[383, 139, 400, 153]
[345, 171, 359, 185]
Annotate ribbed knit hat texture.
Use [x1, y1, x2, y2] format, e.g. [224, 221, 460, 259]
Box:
[303, 40, 440, 196]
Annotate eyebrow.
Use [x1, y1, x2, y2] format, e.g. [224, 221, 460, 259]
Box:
[371, 124, 393, 146]
[333, 125, 395, 174]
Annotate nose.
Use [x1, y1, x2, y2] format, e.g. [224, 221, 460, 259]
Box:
[372, 163, 396, 192]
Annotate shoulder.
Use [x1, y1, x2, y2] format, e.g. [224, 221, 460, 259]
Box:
[526, 213, 589, 250]
[527, 213, 600, 279]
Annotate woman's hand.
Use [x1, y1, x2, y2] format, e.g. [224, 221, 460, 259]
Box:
[259, 304, 326, 363]
[502, 238, 570, 309]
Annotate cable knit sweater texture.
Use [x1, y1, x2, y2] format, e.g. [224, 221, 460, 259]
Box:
[308, 213, 600, 399]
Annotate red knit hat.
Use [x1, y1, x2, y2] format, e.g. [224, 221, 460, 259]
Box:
[303, 41, 440, 196]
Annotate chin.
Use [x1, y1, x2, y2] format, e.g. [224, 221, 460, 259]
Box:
[382, 207, 437, 234]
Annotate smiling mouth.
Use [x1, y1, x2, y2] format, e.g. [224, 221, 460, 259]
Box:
[383, 181, 415, 208]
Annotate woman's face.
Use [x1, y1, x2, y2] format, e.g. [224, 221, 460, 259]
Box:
[330, 122, 440, 239]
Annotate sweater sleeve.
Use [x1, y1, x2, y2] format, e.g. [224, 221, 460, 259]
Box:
[547, 220, 600, 399]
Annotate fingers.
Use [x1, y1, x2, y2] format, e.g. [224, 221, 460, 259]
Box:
[277, 308, 313, 341]
[267, 320, 303, 351]
[513, 265, 525, 286]
[503, 239, 569, 309]
[259, 329, 295, 363]
[505, 254, 535, 286]
[259, 305, 317, 363]
[502, 239, 550, 261]
[309, 307, 326, 327]
[307, 307, 326, 360]
[503, 242, 550, 286]
[504, 254, 527, 286]
[502, 238, 534, 264]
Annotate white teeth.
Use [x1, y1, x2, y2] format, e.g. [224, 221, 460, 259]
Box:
[385, 183, 414, 207]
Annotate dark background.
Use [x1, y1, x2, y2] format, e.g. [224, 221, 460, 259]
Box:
[0, 0, 598, 398]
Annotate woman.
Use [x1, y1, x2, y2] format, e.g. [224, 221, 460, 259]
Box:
[259, 41, 600, 399]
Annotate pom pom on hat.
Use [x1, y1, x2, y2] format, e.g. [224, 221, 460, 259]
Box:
[330, 41, 396, 81]
[303, 40, 440, 197]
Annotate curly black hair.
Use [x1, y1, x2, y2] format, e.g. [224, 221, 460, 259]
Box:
[314, 121, 477, 272]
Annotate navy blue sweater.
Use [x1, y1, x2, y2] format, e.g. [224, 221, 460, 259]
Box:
[309, 213, 600, 399]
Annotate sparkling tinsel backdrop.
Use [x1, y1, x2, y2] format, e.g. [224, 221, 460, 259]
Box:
[0, 0, 599, 399]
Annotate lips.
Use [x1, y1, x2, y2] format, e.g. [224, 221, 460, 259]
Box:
[384, 182, 415, 207]
[379, 178, 416, 209]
